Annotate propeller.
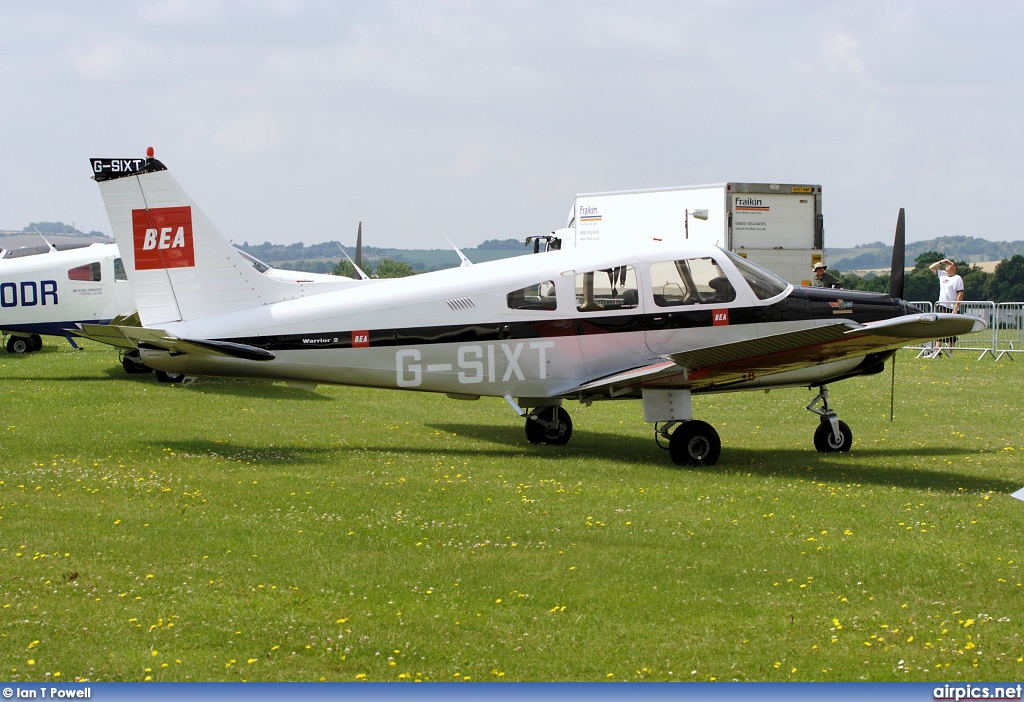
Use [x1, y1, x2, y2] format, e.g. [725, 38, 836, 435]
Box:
[355, 221, 363, 271]
[888, 208, 906, 422]
[888, 208, 905, 299]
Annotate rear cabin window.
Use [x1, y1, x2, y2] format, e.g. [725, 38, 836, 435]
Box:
[507, 281, 557, 311]
[114, 258, 128, 281]
[650, 257, 735, 307]
[68, 262, 102, 282]
[575, 265, 639, 312]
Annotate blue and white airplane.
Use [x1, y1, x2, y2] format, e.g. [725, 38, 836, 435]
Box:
[0, 241, 133, 354]
[75, 152, 985, 466]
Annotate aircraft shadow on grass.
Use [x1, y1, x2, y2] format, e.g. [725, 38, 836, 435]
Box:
[94, 367, 335, 401]
[145, 438, 341, 467]
[425, 422, 1023, 495]
[126, 424, 1018, 495]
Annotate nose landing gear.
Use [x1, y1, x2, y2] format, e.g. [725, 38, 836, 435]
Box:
[807, 386, 852, 453]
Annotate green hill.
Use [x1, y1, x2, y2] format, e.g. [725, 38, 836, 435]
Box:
[829, 236, 1024, 271]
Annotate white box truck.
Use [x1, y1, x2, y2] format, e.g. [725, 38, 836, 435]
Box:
[556, 183, 824, 286]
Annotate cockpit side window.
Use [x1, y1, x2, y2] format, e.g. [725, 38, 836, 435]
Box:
[68, 262, 102, 282]
[650, 257, 734, 307]
[575, 265, 639, 312]
[722, 249, 789, 300]
[507, 280, 557, 311]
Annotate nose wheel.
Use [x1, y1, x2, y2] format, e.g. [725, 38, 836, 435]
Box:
[807, 386, 853, 453]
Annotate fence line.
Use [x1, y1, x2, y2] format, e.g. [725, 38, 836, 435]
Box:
[904, 300, 1019, 361]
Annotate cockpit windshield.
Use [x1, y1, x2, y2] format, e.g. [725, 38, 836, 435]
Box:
[721, 248, 789, 300]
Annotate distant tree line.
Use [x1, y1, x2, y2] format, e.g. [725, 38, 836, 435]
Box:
[830, 236, 1024, 271]
[22, 221, 108, 239]
[839, 252, 1024, 303]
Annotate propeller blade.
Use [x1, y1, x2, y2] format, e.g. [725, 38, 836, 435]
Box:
[355, 221, 363, 270]
[889, 208, 905, 299]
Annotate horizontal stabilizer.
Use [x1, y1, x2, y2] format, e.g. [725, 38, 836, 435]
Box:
[72, 324, 275, 361]
[177, 338, 275, 361]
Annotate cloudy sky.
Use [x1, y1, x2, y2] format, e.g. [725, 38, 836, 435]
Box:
[1, 1, 1021, 250]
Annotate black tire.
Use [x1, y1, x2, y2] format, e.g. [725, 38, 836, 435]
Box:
[669, 420, 721, 467]
[29, 335, 43, 352]
[6, 336, 30, 354]
[155, 370, 186, 384]
[524, 407, 573, 445]
[813, 419, 852, 452]
[122, 353, 152, 374]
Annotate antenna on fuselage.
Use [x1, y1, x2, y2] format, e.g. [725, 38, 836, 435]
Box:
[336, 242, 370, 280]
[440, 229, 472, 267]
[30, 227, 57, 252]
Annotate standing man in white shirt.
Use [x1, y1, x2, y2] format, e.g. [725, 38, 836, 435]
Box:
[929, 258, 964, 313]
[927, 258, 965, 356]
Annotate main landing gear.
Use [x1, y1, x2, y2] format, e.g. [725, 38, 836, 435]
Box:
[5, 334, 42, 354]
[656, 420, 722, 467]
[807, 385, 853, 453]
[524, 406, 573, 445]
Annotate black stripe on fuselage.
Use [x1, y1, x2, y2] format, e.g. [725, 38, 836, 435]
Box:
[221, 288, 902, 351]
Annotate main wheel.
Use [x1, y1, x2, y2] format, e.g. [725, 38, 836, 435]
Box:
[29, 335, 43, 351]
[155, 370, 186, 384]
[6, 336, 30, 354]
[813, 419, 852, 452]
[524, 407, 573, 445]
[669, 420, 721, 466]
[122, 352, 152, 374]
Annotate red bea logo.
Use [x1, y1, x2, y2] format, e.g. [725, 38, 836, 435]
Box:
[713, 309, 729, 326]
[131, 206, 195, 270]
[352, 331, 370, 347]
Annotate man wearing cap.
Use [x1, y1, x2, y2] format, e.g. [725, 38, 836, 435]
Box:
[928, 258, 964, 314]
[927, 258, 965, 357]
[810, 261, 842, 289]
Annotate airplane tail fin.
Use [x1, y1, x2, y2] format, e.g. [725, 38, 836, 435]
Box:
[90, 153, 318, 326]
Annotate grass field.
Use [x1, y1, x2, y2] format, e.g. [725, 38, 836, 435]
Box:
[1, 344, 1022, 682]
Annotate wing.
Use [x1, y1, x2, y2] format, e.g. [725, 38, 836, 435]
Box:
[71, 324, 275, 361]
[561, 312, 985, 396]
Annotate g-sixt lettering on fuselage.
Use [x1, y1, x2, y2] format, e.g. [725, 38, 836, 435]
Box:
[396, 340, 555, 388]
[0, 280, 58, 308]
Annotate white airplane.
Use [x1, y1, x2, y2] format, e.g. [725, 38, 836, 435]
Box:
[76, 153, 985, 466]
[0, 240, 134, 354]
